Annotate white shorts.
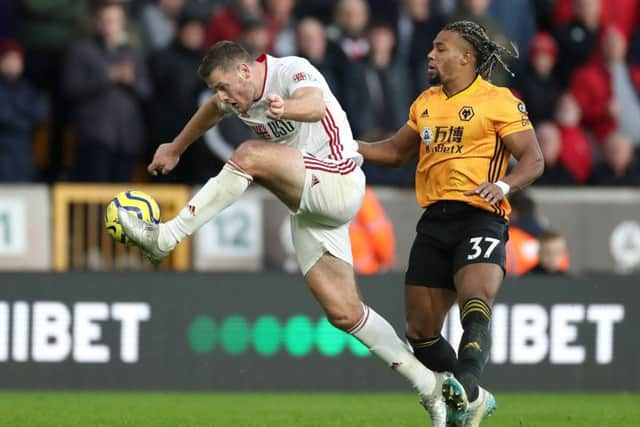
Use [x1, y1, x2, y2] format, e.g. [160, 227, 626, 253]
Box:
[291, 155, 366, 275]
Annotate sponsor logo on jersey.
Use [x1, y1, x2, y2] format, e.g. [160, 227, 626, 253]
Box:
[423, 126, 465, 153]
[420, 108, 429, 118]
[311, 174, 320, 187]
[292, 72, 316, 82]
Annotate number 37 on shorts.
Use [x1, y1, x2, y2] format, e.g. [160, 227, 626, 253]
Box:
[467, 236, 501, 260]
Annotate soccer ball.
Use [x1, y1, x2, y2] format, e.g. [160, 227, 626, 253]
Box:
[104, 190, 161, 245]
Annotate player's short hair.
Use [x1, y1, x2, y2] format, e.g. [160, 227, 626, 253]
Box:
[197, 41, 251, 80]
[444, 20, 518, 79]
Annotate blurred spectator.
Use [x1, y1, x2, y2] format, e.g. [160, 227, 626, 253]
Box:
[516, 32, 561, 124]
[327, 0, 370, 62]
[394, 0, 447, 97]
[62, 1, 152, 182]
[182, 0, 225, 22]
[17, 0, 91, 181]
[453, 0, 511, 86]
[505, 191, 545, 275]
[571, 25, 640, 147]
[508, 191, 544, 237]
[488, 0, 536, 74]
[505, 226, 539, 276]
[531, 0, 555, 31]
[346, 21, 410, 139]
[589, 131, 640, 186]
[240, 18, 271, 57]
[552, 0, 601, 86]
[554, 93, 593, 184]
[149, 13, 214, 184]
[349, 187, 396, 274]
[431, 0, 456, 16]
[527, 230, 570, 275]
[295, 17, 351, 104]
[263, 0, 297, 56]
[204, 0, 262, 48]
[0, 40, 49, 182]
[294, 0, 338, 26]
[0, 1, 17, 39]
[553, 0, 638, 41]
[139, 0, 185, 52]
[534, 121, 578, 186]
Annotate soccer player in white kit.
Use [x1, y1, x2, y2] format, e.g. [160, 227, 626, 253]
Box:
[118, 41, 462, 425]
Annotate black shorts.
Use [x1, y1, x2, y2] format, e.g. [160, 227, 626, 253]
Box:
[405, 201, 509, 290]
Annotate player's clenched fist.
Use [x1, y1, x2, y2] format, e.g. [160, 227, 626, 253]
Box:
[148, 142, 181, 176]
[266, 94, 285, 120]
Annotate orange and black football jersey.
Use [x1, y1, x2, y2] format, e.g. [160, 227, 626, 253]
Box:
[407, 75, 533, 219]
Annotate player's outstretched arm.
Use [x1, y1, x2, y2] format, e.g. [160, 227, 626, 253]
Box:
[148, 94, 226, 175]
[357, 125, 421, 167]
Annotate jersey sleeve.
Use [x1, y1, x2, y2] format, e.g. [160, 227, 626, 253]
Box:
[282, 58, 324, 97]
[492, 88, 533, 139]
[406, 97, 420, 132]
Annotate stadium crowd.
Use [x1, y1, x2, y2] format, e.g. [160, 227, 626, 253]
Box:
[1, 0, 640, 187]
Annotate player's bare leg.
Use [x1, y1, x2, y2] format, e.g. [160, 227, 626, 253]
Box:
[305, 254, 449, 427]
[451, 263, 503, 426]
[119, 141, 306, 262]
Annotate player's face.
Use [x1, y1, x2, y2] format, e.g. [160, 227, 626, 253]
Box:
[208, 64, 255, 113]
[427, 30, 471, 83]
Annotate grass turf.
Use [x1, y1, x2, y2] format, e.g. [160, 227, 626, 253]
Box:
[0, 392, 638, 426]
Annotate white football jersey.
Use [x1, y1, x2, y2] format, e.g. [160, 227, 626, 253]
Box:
[224, 54, 362, 164]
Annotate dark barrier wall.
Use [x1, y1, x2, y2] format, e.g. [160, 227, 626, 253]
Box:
[0, 273, 637, 391]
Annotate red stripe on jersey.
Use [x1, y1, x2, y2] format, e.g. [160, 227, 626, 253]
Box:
[303, 156, 355, 170]
[303, 158, 356, 175]
[305, 164, 356, 175]
[325, 112, 341, 159]
[325, 109, 343, 159]
[321, 116, 338, 160]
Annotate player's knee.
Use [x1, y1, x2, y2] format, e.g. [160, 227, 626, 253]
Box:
[406, 321, 442, 340]
[405, 309, 447, 339]
[325, 304, 363, 331]
[231, 140, 262, 173]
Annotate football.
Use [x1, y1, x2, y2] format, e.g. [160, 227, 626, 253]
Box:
[104, 190, 161, 245]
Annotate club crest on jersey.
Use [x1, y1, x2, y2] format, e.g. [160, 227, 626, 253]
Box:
[421, 127, 433, 143]
[458, 106, 475, 121]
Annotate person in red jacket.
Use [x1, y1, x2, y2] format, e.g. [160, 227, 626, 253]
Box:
[570, 24, 640, 146]
[204, 0, 262, 48]
[553, 0, 638, 40]
[554, 92, 593, 183]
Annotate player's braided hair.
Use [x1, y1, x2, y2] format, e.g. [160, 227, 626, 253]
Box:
[444, 20, 519, 79]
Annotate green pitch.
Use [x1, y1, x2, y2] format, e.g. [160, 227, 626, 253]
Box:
[0, 392, 638, 426]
